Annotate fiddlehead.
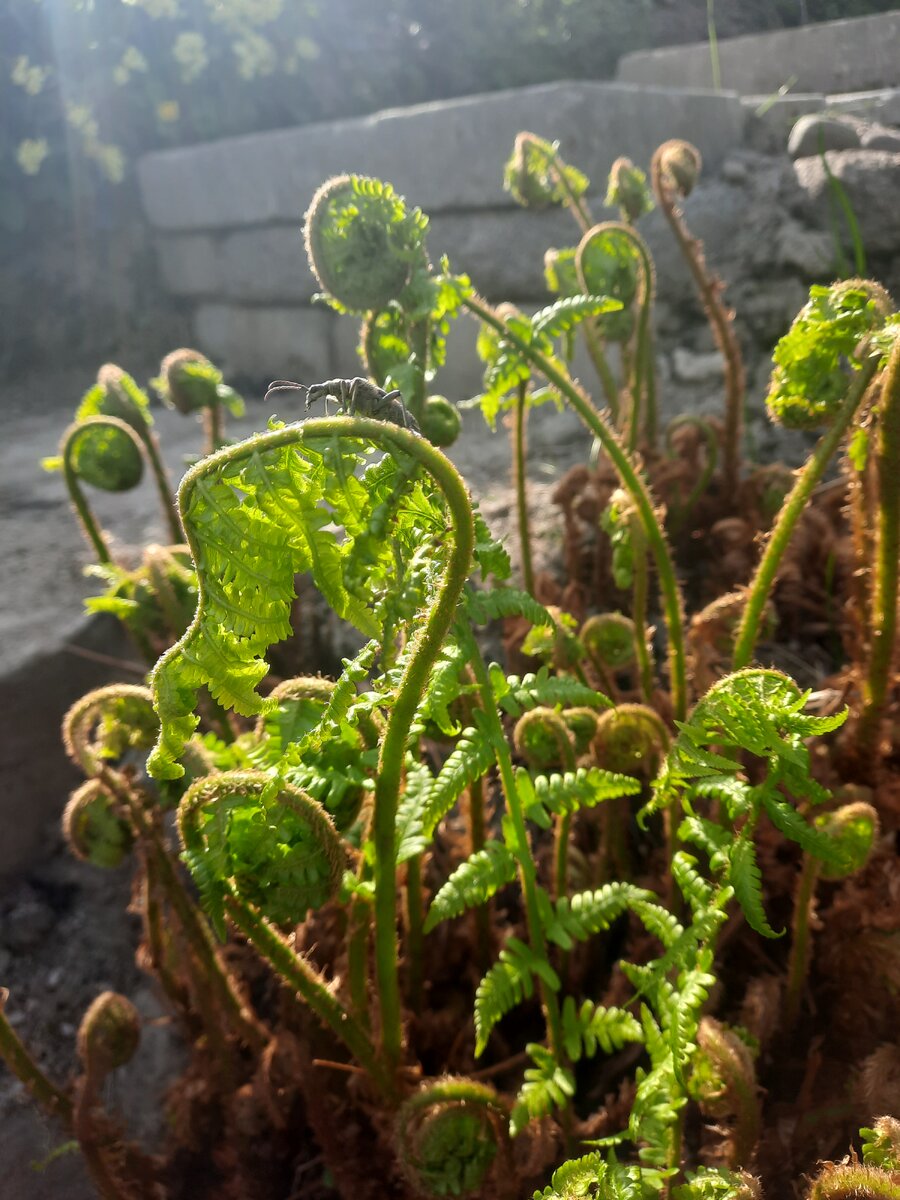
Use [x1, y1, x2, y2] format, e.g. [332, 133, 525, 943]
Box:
[651, 139, 744, 494]
[581, 612, 638, 690]
[504, 132, 592, 231]
[62, 684, 158, 779]
[148, 414, 475, 1077]
[177, 769, 393, 1094]
[54, 414, 146, 563]
[807, 1163, 900, 1200]
[690, 1017, 760, 1169]
[785, 800, 879, 1028]
[304, 174, 430, 314]
[593, 703, 669, 778]
[733, 281, 897, 668]
[394, 1077, 507, 1198]
[74, 992, 161, 1200]
[153, 347, 244, 453]
[606, 156, 654, 225]
[77, 991, 141, 1081]
[577, 221, 657, 447]
[63, 779, 134, 869]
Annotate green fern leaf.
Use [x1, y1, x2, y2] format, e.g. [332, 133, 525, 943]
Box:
[531, 294, 623, 340]
[729, 835, 781, 938]
[422, 725, 495, 837]
[491, 665, 611, 718]
[465, 586, 555, 629]
[543, 882, 653, 951]
[474, 938, 560, 1056]
[520, 766, 640, 829]
[510, 1043, 575, 1136]
[561, 997, 643, 1063]
[424, 842, 518, 932]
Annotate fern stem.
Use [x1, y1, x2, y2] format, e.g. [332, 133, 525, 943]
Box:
[61, 417, 143, 564]
[577, 223, 656, 451]
[546, 144, 593, 234]
[347, 893, 373, 1032]
[856, 339, 900, 763]
[629, 516, 655, 704]
[223, 890, 395, 1101]
[0, 989, 73, 1128]
[464, 292, 687, 721]
[408, 319, 430, 424]
[405, 855, 425, 1013]
[203, 402, 222, 455]
[583, 323, 620, 420]
[462, 628, 564, 1061]
[651, 148, 743, 492]
[138, 429, 182, 543]
[785, 851, 819, 1030]
[513, 379, 536, 596]
[466, 775, 492, 970]
[732, 354, 880, 669]
[103, 769, 268, 1054]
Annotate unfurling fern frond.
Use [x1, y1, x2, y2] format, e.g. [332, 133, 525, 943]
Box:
[533, 1153, 665, 1200]
[63, 684, 159, 779]
[422, 723, 496, 838]
[510, 1043, 575, 1136]
[394, 1077, 507, 1199]
[424, 842, 518, 933]
[560, 997, 643, 1063]
[490, 665, 611, 718]
[673, 1167, 762, 1199]
[474, 938, 560, 1056]
[148, 421, 454, 779]
[420, 641, 470, 737]
[177, 771, 345, 937]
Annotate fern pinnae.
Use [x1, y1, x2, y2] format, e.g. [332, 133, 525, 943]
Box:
[560, 996, 643, 1062]
[422, 724, 495, 838]
[474, 938, 561, 1057]
[424, 842, 518, 932]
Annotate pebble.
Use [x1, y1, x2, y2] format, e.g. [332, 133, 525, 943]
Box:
[788, 113, 861, 159]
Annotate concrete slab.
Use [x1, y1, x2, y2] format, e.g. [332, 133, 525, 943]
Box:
[138, 82, 744, 232]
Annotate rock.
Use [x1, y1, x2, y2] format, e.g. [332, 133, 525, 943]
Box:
[2, 895, 54, 952]
[772, 220, 836, 279]
[743, 94, 827, 156]
[861, 125, 900, 152]
[721, 157, 749, 186]
[736, 278, 808, 345]
[788, 114, 861, 159]
[672, 347, 725, 385]
[792, 150, 900, 256]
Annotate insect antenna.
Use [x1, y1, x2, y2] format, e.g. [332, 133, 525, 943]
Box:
[264, 380, 309, 404]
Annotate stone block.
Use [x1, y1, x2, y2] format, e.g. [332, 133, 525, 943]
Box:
[194, 303, 335, 381]
[617, 13, 900, 96]
[220, 226, 316, 304]
[743, 94, 826, 155]
[429, 207, 581, 302]
[156, 233, 219, 297]
[788, 114, 861, 160]
[793, 150, 900, 256]
[138, 82, 744, 233]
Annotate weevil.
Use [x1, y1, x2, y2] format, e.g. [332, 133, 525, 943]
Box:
[265, 377, 420, 433]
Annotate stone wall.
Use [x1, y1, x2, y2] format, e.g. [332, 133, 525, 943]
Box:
[618, 11, 900, 96]
[137, 81, 745, 391]
[137, 76, 900, 459]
